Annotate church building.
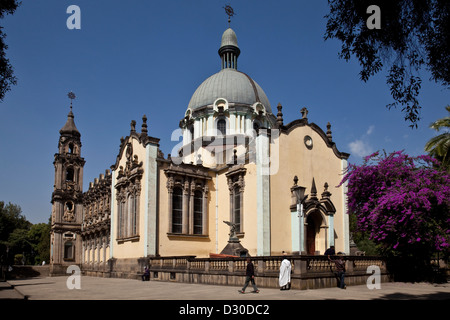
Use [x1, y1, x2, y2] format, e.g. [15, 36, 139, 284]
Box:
[50, 25, 350, 277]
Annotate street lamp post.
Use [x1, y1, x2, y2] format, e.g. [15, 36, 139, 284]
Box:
[292, 176, 308, 255]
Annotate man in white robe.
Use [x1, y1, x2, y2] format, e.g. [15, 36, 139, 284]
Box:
[279, 252, 291, 290]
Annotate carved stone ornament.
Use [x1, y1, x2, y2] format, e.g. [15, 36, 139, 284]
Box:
[63, 201, 76, 222]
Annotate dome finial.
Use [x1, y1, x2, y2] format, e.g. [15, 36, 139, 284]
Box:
[223, 4, 235, 27]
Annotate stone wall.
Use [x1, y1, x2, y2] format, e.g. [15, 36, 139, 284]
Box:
[144, 255, 390, 290]
[79, 255, 389, 289]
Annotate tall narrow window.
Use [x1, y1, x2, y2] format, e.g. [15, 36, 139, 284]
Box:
[128, 194, 135, 236]
[172, 187, 183, 233]
[217, 119, 227, 135]
[133, 194, 138, 236]
[118, 200, 124, 238]
[189, 125, 194, 141]
[234, 186, 241, 232]
[193, 190, 203, 235]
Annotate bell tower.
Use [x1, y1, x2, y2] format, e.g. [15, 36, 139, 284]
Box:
[50, 92, 85, 275]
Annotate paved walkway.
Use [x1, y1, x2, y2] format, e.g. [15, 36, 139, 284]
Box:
[1, 276, 450, 300]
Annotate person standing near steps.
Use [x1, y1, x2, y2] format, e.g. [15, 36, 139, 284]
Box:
[238, 258, 259, 294]
[279, 251, 291, 290]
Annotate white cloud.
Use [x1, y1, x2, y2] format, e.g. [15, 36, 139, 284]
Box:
[348, 125, 376, 158]
[348, 139, 374, 157]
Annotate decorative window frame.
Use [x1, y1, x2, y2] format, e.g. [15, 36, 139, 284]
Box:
[115, 144, 143, 243]
[226, 165, 246, 235]
[165, 164, 210, 239]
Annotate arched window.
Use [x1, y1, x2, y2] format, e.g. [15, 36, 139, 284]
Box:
[193, 190, 203, 235]
[172, 187, 183, 234]
[69, 143, 74, 154]
[66, 201, 73, 212]
[66, 168, 74, 182]
[217, 119, 227, 135]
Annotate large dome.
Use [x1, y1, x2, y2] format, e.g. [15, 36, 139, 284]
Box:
[186, 27, 272, 114]
[187, 68, 272, 113]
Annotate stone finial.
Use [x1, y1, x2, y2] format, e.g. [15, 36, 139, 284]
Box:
[196, 154, 203, 166]
[300, 107, 308, 119]
[141, 115, 148, 135]
[276, 103, 284, 126]
[310, 178, 318, 200]
[233, 149, 238, 165]
[130, 120, 136, 133]
[321, 182, 332, 199]
[326, 122, 332, 142]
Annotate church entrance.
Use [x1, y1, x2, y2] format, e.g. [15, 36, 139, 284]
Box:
[306, 211, 324, 255]
[306, 216, 316, 255]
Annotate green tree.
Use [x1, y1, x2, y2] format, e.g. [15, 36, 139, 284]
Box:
[0, 201, 30, 265]
[425, 105, 450, 171]
[28, 221, 51, 264]
[0, 0, 20, 101]
[324, 0, 450, 128]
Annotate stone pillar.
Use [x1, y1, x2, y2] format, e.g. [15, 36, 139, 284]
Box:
[256, 130, 271, 256]
[182, 180, 189, 234]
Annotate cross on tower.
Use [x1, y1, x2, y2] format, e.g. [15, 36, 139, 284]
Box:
[223, 5, 235, 26]
[67, 91, 76, 110]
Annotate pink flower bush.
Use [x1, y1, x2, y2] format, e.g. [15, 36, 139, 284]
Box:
[340, 151, 450, 253]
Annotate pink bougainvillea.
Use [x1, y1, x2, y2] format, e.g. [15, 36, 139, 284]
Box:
[340, 151, 450, 253]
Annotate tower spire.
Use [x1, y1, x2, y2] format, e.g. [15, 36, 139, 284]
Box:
[60, 91, 80, 137]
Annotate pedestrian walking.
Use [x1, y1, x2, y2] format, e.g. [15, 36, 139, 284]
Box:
[328, 253, 346, 289]
[279, 252, 291, 290]
[238, 258, 259, 294]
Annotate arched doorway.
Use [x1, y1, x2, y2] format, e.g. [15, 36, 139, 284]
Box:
[306, 211, 324, 255]
[306, 215, 316, 255]
[306, 217, 315, 254]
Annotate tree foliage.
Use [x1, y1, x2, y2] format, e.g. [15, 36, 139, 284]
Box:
[340, 151, 450, 279]
[0, 0, 20, 102]
[325, 0, 450, 128]
[341, 151, 450, 254]
[425, 105, 450, 171]
[0, 201, 50, 265]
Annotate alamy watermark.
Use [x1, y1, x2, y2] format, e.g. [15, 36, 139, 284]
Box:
[170, 128, 280, 176]
[66, 265, 81, 290]
[66, 5, 81, 30]
[366, 5, 381, 30]
[366, 265, 381, 289]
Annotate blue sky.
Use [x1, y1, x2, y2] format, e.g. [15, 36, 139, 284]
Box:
[0, 1, 448, 224]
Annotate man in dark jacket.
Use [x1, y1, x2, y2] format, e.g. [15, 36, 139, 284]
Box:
[328, 254, 346, 289]
[239, 258, 259, 294]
